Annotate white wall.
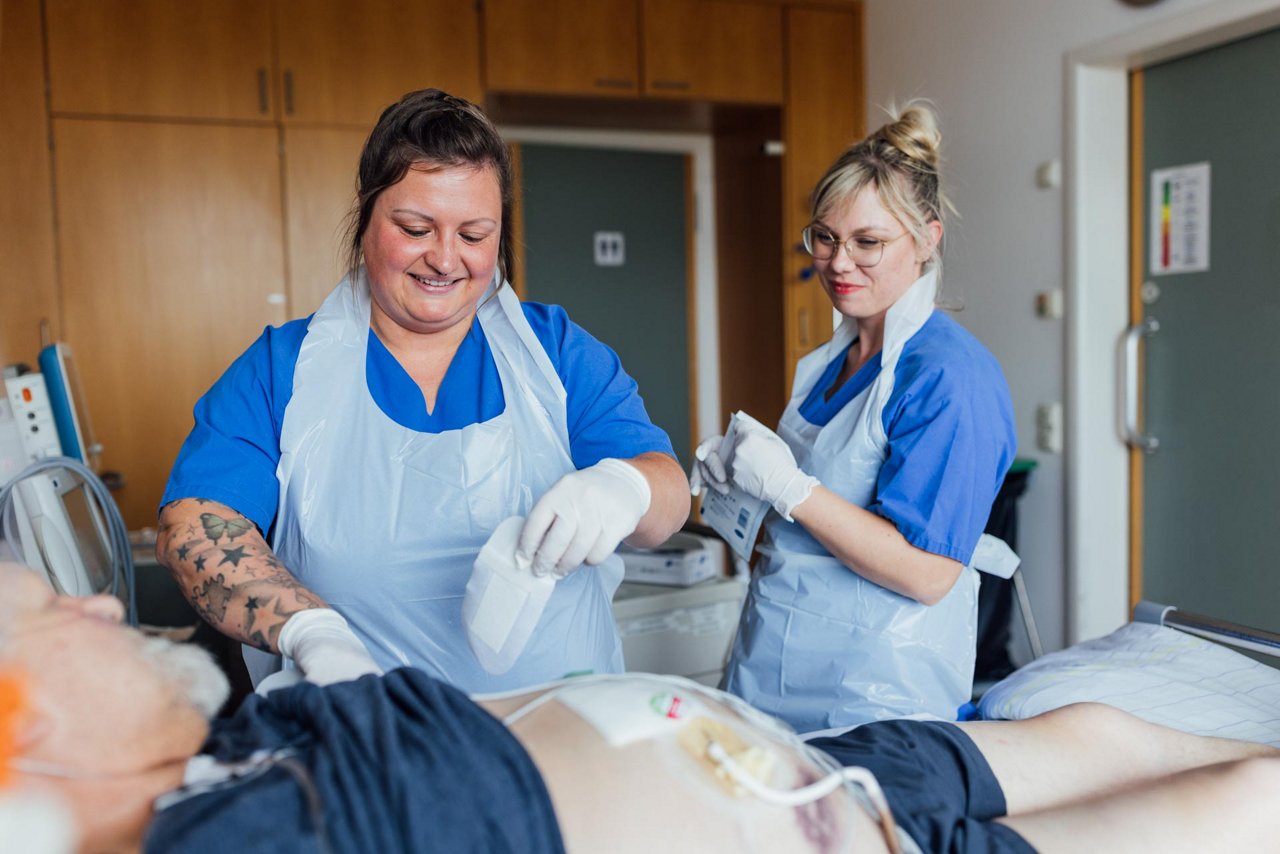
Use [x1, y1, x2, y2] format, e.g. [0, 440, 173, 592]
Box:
[862, 0, 1237, 656]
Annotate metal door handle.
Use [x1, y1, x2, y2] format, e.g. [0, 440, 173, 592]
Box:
[1122, 317, 1160, 452]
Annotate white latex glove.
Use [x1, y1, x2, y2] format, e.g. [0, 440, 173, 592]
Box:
[689, 434, 731, 497]
[518, 458, 652, 578]
[728, 415, 820, 521]
[277, 608, 384, 686]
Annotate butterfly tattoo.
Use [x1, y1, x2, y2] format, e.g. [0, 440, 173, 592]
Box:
[201, 513, 253, 544]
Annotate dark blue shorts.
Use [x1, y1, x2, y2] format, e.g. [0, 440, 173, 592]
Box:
[808, 720, 1037, 854]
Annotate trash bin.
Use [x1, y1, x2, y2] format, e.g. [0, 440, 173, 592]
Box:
[975, 459, 1036, 681]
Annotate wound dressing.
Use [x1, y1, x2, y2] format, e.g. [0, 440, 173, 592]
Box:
[551, 679, 778, 796]
[463, 516, 555, 674]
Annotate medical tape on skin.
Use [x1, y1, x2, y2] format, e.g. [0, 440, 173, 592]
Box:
[524, 677, 785, 798]
[551, 680, 710, 747]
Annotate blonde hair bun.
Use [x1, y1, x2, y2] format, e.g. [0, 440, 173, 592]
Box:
[876, 101, 943, 170]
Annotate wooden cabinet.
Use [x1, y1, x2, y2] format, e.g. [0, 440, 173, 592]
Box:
[484, 0, 784, 105]
[45, 0, 483, 126]
[642, 0, 783, 104]
[275, 0, 482, 127]
[782, 5, 862, 387]
[0, 0, 59, 366]
[483, 0, 640, 97]
[282, 127, 369, 314]
[53, 120, 287, 528]
[45, 0, 275, 122]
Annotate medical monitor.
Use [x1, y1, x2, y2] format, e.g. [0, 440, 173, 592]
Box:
[38, 343, 101, 471]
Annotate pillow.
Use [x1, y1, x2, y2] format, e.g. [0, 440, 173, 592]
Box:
[977, 622, 1280, 746]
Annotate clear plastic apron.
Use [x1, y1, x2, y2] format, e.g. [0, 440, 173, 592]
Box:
[251, 271, 624, 693]
[721, 269, 981, 733]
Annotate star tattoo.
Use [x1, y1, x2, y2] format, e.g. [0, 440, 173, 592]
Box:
[219, 545, 248, 567]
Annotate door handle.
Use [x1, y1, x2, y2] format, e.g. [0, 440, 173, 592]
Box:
[1122, 317, 1160, 452]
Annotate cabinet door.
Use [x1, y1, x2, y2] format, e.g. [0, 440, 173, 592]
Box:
[1, 0, 59, 365]
[782, 6, 862, 387]
[484, 0, 640, 97]
[45, 0, 273, 121]
[53, 119, 287, 528]
[283, 127, 369, 315]
[642, 0, 782, 104]
[276, 0, 482, 127]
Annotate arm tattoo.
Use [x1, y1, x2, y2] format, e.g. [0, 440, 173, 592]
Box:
[159, 499, 326, 651]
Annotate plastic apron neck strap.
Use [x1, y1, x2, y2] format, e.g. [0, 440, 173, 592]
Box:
[880, 266, 939, 367]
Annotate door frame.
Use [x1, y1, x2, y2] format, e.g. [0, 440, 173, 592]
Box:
[498, 124, 718, 450]
[1066, 0, 1280, 643]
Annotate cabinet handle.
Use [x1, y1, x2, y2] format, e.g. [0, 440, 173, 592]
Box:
[651, 79, 691, 91]
[284, 70, 295, 115]
[798, 308, 810, 348]
[593, 78, 634, 89]
[257, 68, 269, 113]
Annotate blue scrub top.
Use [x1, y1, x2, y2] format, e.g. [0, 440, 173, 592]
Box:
[162, 301, 675, 535]
[796, 311, 1016, 565]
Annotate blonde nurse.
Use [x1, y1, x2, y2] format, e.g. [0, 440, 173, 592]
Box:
[694, 104, 1016, 733]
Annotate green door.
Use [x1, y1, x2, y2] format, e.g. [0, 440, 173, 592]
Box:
[1138, 26, 1280, 627]
[520, 143, 692, 467]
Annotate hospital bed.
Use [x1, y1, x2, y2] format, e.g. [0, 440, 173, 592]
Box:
[978, 602, 1280, 747]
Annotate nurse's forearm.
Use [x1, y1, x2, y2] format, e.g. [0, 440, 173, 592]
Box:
[790, 486, 962, 605]
[156, 498, 328, 653]
[622, 452, 691, 548]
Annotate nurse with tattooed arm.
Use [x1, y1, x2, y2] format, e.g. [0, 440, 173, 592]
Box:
[156, 89, 689, 692]
[693, 103, 1016, 733]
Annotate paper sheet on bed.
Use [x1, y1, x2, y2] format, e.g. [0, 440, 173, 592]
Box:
[978, 622, 1280, 747]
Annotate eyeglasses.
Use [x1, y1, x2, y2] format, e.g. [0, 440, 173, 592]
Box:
[801, 225, 909, 267]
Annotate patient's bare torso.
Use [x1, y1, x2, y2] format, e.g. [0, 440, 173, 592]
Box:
[479, 687, 889, 854]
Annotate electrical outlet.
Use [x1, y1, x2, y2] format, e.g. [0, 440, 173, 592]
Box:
[1036, 402, 1063, 454]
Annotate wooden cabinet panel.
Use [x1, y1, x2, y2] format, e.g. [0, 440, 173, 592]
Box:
[45, 0, 273, 121]
[283, 127, 368, 315]
[277, 0, 482, 126]
[0, 0, 59, 366]
[484, 0, 640, 97]
[782, 4, 861, 388]
[53, 120, 286, 528]
[643, 0, 783, 104]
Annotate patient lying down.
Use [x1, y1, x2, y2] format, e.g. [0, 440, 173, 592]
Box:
[2, 562, 1277, 854]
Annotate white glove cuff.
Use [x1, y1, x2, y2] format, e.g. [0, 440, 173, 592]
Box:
[595, 458, 653, 514]
[774, 471, 820, 522]
[278, 607, 353, 657]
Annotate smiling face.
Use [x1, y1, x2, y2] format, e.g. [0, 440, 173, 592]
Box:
[812, 183, 942, 327]
[361, 162, 503, 341]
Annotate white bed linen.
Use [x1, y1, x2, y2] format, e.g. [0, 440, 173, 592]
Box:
[978, 622, 1280, 746]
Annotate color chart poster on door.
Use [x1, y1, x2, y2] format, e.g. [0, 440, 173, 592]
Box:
[1150, 162, 1211, 275]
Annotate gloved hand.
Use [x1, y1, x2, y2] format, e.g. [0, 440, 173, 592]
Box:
[689, 434, 731, 497]
[277, 608, 384, 686]
[518, 458, 652, 578]
[728, 415, 820, 521]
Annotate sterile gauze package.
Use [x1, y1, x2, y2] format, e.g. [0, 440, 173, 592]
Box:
[463, 515, 556, 674]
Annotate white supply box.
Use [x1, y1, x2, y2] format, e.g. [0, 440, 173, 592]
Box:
[618, 531, 724, 586]
[611, 575, 748, 686]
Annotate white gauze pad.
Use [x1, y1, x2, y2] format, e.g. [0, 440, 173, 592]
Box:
[463, 515, 555, 674]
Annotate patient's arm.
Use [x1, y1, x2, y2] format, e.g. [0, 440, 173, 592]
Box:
[156, 498, 327, 652]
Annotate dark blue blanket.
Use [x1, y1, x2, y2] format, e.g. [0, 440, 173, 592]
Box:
[145, 669, 564, 853]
